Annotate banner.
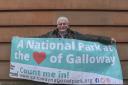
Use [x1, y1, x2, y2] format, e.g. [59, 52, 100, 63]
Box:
[10, 37, 123, 84]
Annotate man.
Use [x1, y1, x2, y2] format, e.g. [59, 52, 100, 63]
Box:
[39, 16, 115, 44]
[38, 17, 116, 85]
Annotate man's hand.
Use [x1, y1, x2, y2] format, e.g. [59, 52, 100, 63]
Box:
[111, 38, 116, 44]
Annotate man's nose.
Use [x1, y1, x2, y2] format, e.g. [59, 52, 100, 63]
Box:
[60, 24, 64, 27]
[61, 24, 64, 26]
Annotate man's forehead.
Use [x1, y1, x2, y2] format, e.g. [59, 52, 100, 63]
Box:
[57, 17, 69, 23]
[58, 19, 68, 23]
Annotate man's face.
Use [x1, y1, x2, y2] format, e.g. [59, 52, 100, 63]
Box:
[57, 19, 69, 32]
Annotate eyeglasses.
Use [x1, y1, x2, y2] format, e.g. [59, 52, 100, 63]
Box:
[58, 23, 68, 25]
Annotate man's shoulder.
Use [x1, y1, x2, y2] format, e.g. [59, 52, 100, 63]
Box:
[71, 30, 113, 44]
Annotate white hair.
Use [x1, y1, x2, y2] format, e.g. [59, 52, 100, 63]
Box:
[57, 16, 69, 24]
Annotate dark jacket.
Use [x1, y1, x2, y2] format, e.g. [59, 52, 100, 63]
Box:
[37, 28, 114, 85]
[39, 28, 114, 45]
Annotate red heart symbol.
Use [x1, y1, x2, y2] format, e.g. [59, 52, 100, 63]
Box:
[33, 52, 46, 64]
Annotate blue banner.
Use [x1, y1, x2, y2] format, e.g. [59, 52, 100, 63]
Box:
[10, 37, 123, 84]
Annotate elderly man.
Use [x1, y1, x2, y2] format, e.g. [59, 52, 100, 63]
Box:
[40, 16, 115, 44]
[39, 17, 116, 85]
